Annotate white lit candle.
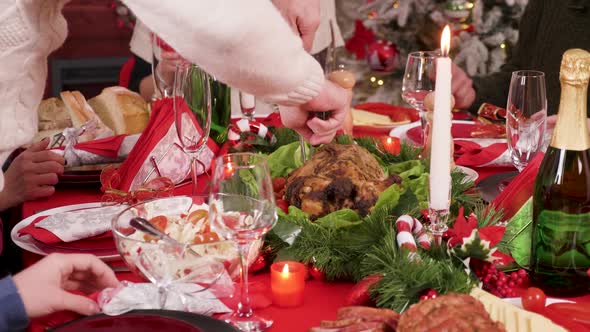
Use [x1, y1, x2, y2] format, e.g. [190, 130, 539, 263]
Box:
[429, 25, 452, 211]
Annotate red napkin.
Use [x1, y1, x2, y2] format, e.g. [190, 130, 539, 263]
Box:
[75, 134, 127, 159]
[454, 140, 508, 167]
[114, 98, 219, 191]
[490, 152, 544, 219]
[18, 216, 114, 250]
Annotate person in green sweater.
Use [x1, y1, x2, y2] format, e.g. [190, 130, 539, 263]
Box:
[452, 0, 590, 117]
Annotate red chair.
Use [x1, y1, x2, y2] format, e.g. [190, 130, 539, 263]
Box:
[118, 56, 135, 88]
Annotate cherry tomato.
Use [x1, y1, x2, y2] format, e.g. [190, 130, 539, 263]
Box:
[149, 215, 168, 232]
[521, 287, 546, 313]
[272, 177, 287, 192]
[276, 199, 289, 213]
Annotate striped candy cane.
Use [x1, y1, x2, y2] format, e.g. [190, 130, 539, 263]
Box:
[395, 215, 431, 251]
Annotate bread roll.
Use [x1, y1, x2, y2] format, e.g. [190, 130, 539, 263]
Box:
[60, 90, 113, 141]
[38, 98, 72, 131]
[87, 87, 149, 135]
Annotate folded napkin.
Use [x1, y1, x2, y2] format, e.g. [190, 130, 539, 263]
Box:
[99, 282, 232, 316]
[491, 152, 544, 219]
[113, 98, 219, 191]
[51, 134, 139, 167]
[18, 205, 126, 243]
[454, 139, 512, 168]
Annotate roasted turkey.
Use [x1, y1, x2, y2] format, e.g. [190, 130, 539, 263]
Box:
[285, 143, 401, 219]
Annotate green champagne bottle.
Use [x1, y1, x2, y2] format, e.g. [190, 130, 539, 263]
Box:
[531, 49, 590, 296]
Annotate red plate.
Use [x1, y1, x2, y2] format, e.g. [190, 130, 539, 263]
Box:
[353, 103, 419, 136]
[50, 310, 239, 332]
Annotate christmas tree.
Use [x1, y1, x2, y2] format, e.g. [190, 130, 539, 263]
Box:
[336, 0, 528, 105]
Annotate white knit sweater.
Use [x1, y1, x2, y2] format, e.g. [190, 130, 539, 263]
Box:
[0, 0, 325, 190]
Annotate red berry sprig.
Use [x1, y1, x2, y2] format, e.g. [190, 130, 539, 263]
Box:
[419, 289, 439, 301]
[473, 262, 528, 298]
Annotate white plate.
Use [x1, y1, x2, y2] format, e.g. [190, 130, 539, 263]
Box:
[503, 297, 574, 308]
[389, 120, 476, 143]
[11, 202, 120, 261]
[456, 165, 479, 182]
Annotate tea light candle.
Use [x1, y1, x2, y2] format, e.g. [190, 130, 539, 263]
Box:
[270, 261, 306, 307]
[382, 137, 400, 155]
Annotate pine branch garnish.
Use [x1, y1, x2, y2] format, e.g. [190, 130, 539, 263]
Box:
[450, 169, 482, 218]
[474, 203, 504, 228]
[364, 237, 477, 313]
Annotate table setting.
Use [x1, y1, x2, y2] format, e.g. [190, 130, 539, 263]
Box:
[10, 29, 590, 332]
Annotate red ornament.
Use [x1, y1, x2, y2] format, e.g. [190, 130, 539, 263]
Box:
[309, 265, 326, 281]
[421, 208, 430, 224]
[345, 274, 382, 306]
[345, 20, 375, 60]
[366, 40, 398, 72]
[250, 254, 267, 273]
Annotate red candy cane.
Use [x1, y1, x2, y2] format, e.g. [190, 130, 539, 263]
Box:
[227, 119, 276, 150]
[395, 215, 431, 251]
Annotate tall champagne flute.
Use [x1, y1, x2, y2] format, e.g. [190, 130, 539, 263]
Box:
[402, 51, 437, 150]
[209, 153, 277, 331]
[152, 34, 175, 99]
[506, 70, 547, 172]
[173, 63, 212, 195]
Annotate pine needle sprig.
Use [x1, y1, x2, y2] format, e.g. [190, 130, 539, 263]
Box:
[449, 169, 483, 218]
[474, 203, 505, 228]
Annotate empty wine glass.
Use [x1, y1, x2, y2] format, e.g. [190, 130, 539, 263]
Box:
[239, 91, 256, 120]
[209, 153, 277, 331]
[173, 62, 213, 194]
[402, 51, 438, 149]
[506, 70, 547, 172]
[152, 34, 176, 99]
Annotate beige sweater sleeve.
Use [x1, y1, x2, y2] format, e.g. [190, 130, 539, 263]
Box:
[123, 0, 325, 106]
[0, 0, 69, 189]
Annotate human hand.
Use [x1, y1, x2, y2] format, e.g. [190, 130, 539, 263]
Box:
[451, 63, 476, 110]
[155, 51, 185, 89]
[13, 253, 119, 317]
[280, 81, 351, 145]
[0, 138, 64, 211]
[272, 0, 320, 52]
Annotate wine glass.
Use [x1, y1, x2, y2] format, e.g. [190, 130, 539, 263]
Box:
[209, 153, 277, 331]
[402, 51, 438, 149]
[506, 70, 547, 172]
[173, 62, 213, 195]
[239, 91, 256, 120]
[152, 34, 176, 99]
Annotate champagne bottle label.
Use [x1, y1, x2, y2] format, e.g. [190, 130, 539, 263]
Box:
[533, 210, 590, 268]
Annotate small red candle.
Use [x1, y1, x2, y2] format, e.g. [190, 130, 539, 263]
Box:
[382, 136, 400, 155]
[270, 261, 306, 307]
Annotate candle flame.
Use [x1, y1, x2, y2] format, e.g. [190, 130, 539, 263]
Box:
[281, 264, 290, 276]
[441, 25, 451, 57]
[386, 137, 392, 144]
[227, 162, 233, 172]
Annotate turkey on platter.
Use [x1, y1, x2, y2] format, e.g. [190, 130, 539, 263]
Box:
[284, 143, 401, 220]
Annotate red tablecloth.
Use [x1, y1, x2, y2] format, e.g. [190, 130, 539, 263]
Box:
[15, 118, 553, 331]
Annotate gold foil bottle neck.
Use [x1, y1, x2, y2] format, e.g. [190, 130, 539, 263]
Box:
[560, 49, 590, 85]
[551, 48, 590, 150]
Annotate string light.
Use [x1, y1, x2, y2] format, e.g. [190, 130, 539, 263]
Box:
[377, 79, 384, 86]
[500, 43, 506, 49]
[370, 76, 377, 82]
